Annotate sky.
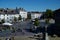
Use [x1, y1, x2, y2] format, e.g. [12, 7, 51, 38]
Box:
[0, 0, 60, 11]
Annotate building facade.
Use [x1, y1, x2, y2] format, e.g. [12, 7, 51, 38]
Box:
[0, 8, 44, 22]
[0, 9, 19, 23]
[30, 12, 43, 19]
[19, 11, 27, 19]
[0, 8, 28, 22]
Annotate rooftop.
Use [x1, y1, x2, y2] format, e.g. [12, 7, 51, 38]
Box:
[0, 7, 26, 14]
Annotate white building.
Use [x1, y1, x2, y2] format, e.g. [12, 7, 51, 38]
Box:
[0, 8, 28, 22]
[0, 9, 19, 23]
[0, 8, 44, 22]
[19, 8, 27, 21]
[30, 12, 43, 19]
[0, 14, 19, 23]
[19, 11, 27, 19]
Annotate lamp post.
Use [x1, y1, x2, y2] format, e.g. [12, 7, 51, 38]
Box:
[45, 24, 49, 40]
[45, 19, 55, 40]
[45, 19, 50, 40]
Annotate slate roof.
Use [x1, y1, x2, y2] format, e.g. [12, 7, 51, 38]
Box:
[0, 10, 19, 14]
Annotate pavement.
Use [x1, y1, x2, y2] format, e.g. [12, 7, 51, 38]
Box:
[49, 36, 60, 40]
[0, 36, 37, 40]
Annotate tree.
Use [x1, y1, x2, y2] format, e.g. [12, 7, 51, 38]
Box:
[34, 18, 39, 26]
[45, 19, 49, 24]
[34, 18, 39, 29]
[1, 19, 5, 23]
[27, 13, 31, 19]
[45, 9, 53, 18]
[14, 17, 17, 22]
[18, 15, 21, 20]
[0, 21, 2, 24]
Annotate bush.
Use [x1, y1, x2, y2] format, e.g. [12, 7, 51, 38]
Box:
[1, 19, 5, 23]
[34, 18, 39, 26]
[18, 15, 21, 20]
[14, 17, 17, 22]
[0, 22, 2, 24]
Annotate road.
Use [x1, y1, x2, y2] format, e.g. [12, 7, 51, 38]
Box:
[0, 20, 35, 37]
[0, 20, 45, 40]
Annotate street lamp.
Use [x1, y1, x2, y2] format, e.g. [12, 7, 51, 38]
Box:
[45, 19, 50, 40]
[45, 19, 55, 40]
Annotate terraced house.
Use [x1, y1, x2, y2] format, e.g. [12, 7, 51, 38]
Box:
[0, 8, 27, 23]
[28, 12, 43, 19]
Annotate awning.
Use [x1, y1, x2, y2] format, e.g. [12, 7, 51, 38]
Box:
[2, 22, 13, 26]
